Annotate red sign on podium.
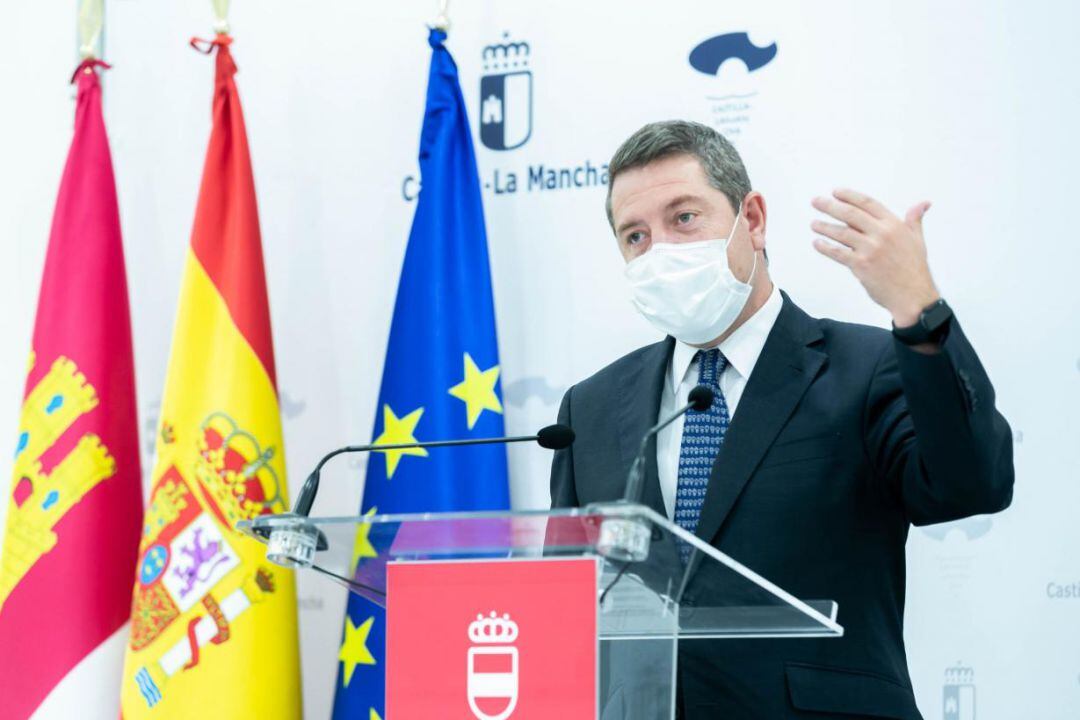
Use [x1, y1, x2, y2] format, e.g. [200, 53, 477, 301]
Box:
[387, 557, 598, 719]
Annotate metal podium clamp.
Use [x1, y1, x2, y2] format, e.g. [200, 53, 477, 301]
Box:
[592, 501, 653, 563]
[248, 514, 329, 568]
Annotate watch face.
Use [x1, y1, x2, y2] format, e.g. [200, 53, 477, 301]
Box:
[922, 301, 951, 331]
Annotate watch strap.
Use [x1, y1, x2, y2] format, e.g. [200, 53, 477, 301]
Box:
[893, 298, 952, 345]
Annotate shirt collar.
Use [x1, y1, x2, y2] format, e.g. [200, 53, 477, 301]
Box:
[670, 283, 783, 390]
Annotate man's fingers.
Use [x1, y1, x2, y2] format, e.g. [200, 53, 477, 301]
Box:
[812, 237, 854, 267]
[811, 195, 877, 233]
[904, 201, 932, 230]
[810, 220, 867, 249]
[832, 188, 891, 220]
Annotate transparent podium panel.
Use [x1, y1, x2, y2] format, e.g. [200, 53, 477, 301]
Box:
[241, 503, 842, 719]
[239, 502, 843, 641]
[598, 561, 679, 719]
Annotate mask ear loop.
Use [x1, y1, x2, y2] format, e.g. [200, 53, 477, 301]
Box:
[744, 245, 758, 286]
[724, 203, 744, 247]
[726, 203, 756, 285]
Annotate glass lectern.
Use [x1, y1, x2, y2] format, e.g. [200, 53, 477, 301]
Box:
[240, 502, 842, 719]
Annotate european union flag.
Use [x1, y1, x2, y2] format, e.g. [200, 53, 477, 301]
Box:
[330, 28, 511, 720]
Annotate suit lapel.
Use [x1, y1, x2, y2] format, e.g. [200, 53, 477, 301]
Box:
[694, 293, 827, 547]
[615, 337, 673, 516]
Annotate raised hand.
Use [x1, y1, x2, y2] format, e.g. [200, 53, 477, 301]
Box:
[811, 188, 940, 328]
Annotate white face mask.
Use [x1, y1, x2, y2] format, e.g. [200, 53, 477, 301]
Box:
[623, 206, 755, 345]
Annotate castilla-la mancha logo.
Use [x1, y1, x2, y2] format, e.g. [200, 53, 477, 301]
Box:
[467, 610, 520, 720]
[688, 32, 777, 138]
[479, 32, 533, 151]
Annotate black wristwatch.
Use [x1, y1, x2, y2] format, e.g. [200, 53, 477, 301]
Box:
[892, 298, 952, 346]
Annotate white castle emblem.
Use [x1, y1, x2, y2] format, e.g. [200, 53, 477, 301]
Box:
[467, 611, 520, 720]
[479, 33, 533, 151]
[943, 662, 975, 720]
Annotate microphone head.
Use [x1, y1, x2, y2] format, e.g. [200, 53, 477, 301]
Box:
[537, 424, 575, 450]
[688, 385, 714, 412]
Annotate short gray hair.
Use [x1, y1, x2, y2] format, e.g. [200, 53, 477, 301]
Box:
[605, 120, 752, 229]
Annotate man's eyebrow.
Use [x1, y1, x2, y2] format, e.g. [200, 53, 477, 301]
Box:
[664, 194, 707, 211]
[614, 195, 709, 236]
[615, 217, 643, 236]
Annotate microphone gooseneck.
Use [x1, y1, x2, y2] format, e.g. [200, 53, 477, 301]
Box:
[598, 384, 716, 567]
[291, 424, 575, 517]
[622, 384, 714, 504]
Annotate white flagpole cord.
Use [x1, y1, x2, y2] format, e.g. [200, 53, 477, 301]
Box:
[432, 0, 450, 31]
[211, 0, 231, 35]
[77, 0, 104, 59]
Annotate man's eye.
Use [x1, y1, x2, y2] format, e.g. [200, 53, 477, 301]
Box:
[676, 212, 696, 224]
[626, 231, 645, 245]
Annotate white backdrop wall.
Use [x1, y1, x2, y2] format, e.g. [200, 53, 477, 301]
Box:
[1, 1, 1077, 718]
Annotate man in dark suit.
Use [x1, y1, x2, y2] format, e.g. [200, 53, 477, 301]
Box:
[549, 121, 1014, 719]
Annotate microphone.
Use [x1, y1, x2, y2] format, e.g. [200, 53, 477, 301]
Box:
[622, 385, 714, 504]
[291, 424, 575, 517]
[596, 385, 713, 565]
[536, 423, 576, 450]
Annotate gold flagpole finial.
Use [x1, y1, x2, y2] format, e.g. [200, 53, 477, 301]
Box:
[77, 0, 104, 59]
[432, 0, 450, 31]
[211, 0, 231, 35]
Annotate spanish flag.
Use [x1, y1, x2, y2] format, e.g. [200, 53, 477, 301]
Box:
[120, 36, 301, 718]
[0, 59, 143, 719]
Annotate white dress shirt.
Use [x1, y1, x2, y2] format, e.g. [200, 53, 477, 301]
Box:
[656, 284, 783, 519]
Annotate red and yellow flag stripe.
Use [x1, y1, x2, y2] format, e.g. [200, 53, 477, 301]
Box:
[120, 36, 301, 719]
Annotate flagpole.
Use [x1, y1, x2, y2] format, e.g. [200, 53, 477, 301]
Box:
[432, 0, 450, 31]
[77, 0, 103, 59]
[211, 0, 231, 35]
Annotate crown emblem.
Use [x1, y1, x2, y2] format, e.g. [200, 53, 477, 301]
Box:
[469, 611, 519, 644]
[482, 32, 530, 72]
[194, 412, 284, 527]
[943, 662, 975, 685]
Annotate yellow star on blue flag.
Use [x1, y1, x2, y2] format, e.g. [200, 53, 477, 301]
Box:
[350, 507, 378, 574]
[338, 616, 377, 688]
[372, 405, 427, 479]
[448, 353, 503, 429]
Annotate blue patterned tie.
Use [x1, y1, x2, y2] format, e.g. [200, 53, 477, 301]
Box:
[673, 348, 730, 562]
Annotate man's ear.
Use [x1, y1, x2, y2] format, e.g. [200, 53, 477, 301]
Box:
[743, 191, 767, 251]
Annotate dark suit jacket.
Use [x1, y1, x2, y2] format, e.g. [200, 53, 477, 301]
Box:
[549, 292, 1014, 719]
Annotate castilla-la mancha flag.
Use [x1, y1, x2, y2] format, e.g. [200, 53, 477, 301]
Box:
[119, 35, 301, 718]
[0, 60, 143, 718]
